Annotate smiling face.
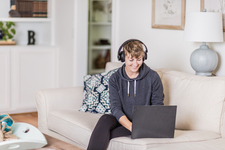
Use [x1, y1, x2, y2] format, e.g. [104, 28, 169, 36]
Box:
[125, 54, 143, 75]
[123, 40, 145, 77]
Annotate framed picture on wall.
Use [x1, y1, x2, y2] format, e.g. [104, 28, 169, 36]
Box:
[201, 0, 225, 31]
[152, 0, 186, 30]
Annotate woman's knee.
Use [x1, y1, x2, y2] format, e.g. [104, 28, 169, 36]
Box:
[98, 114, 118, 125]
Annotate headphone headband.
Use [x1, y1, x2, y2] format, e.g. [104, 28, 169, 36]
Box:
[117, 39, 148, 62]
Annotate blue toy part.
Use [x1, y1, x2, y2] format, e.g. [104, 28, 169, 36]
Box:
[0, 113, 14, 132]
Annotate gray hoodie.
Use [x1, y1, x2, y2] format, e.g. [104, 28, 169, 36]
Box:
[109, 63, 164, 121]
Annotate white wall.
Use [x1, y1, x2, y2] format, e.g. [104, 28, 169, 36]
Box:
[112, 0, 225, 76]
[54, 0, 88, 87]
[73, 0, 88, 86]
[0, 0, 10, 17]
[54, 0, 75, 87]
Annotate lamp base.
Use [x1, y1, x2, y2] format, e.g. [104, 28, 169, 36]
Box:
[190, 43, 218, 76]
[195, 72, 213, 77]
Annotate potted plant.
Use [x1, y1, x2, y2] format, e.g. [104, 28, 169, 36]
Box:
[0, 21, 16, 41]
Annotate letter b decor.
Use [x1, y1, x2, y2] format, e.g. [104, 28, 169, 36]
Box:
[28, 30, 35, 45]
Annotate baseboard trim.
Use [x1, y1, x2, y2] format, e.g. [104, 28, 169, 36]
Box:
[1, 108, 37, 115]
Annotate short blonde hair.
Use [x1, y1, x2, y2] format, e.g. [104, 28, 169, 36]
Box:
[123, 40, 145, 58]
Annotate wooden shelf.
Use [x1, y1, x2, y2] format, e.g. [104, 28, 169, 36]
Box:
[0, 18, 51, 23]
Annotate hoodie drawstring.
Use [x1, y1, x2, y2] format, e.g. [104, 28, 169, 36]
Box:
[134, 80, 136, 97]
[127, 81, 130, 97]
[127, 80, 136, 97]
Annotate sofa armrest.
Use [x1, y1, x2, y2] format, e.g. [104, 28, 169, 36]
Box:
[35, 86, 84, 131]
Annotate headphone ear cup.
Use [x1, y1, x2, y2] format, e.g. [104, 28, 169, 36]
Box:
[144, 52, 147, 60]
[142, 52, 147, 61]
[119, 51, 125, 62]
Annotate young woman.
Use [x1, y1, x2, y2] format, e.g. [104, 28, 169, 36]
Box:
[87, 39, 164, 150]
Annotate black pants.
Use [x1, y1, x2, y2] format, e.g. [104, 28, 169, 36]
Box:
[87, 114, 131, 150]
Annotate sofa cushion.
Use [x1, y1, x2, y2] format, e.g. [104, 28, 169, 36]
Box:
[47, 110, 221, 149]
[161, 70, 225, 134]
[79, 68, 118, 114]
[154, 68, 169, 79]
[105, 62, 123, 73]
[109, 134, 223, 150]
[47, 110, 102, 147]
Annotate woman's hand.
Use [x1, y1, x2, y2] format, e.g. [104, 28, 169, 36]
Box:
[119, 115, 132, 132]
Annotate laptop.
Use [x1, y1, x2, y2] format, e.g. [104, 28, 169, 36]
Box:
[131, 105, 177, 139]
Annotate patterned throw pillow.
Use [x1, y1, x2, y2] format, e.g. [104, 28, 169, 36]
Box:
[79, 68, 118, 114]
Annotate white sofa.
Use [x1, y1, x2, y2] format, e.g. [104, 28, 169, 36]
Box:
[35, 62, 225, 150]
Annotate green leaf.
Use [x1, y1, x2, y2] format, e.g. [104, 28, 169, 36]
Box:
[3, 36, 7, 41]
[6, 22, 11, 29]
[8, 33, 13, 39]
[10, 22, 15, 26]
[0, 21, 3, 29]
[0, 21, 16, 40]
[10, 29, 16, 35]
[4, 30, 9, 35]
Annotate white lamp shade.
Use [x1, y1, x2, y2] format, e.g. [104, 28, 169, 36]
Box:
[184, 12, 223, 42]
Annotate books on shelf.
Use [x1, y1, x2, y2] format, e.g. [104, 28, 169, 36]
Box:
[33, 0, 48, 18]
[11, 0, 48, 18]
[15, 0, 33, 17]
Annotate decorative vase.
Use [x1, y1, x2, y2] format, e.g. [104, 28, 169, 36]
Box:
[95, 54, 106, 69]
[105, 49, 111, 62]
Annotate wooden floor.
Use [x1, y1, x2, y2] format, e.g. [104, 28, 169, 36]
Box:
[10, 112, 38, 128]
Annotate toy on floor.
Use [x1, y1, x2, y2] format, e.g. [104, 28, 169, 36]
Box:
[0, 114, 18, 141]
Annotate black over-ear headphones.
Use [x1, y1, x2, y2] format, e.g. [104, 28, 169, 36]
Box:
[117, 39, 148, 62]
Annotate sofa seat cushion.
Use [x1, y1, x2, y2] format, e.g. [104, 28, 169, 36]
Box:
[108, 130, 221, 150]
[109, 138, 225, 150]
[47, 110, 102, 147]
[47, 110, 221, 149]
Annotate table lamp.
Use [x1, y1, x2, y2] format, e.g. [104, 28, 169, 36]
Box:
[183, 9, 223, 76]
